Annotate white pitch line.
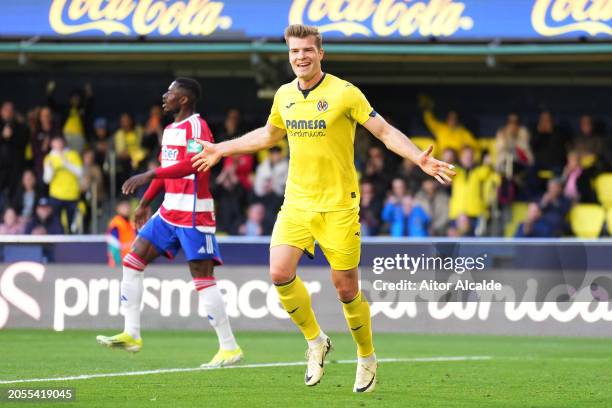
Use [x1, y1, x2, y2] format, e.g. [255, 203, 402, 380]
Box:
[338, 356, 492, 364]
[0, 356, 491, 385]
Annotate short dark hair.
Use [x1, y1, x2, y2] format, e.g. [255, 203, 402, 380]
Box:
[174, 77, 201, 102]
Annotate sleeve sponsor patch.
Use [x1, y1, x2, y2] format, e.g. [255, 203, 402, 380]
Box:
[187, 139, 203, 153]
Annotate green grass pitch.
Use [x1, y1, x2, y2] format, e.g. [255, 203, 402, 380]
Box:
[1, 330, 611, 407]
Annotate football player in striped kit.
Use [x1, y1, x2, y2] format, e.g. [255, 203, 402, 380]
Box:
[96, 78, 242, 368]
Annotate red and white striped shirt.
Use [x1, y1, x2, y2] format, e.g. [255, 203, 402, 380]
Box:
[157, 114, 216, 233]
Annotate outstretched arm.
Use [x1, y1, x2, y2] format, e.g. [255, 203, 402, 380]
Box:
[191, 122, 285, 172]
[122, 159, 194, 195]
[363, 115, 455, 185]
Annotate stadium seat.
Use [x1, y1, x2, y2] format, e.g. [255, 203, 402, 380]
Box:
[569, 204, 605, 238]
[504, 201, 529, 237]
[607, 208, 612, 236]
[594, 173, 612, 209]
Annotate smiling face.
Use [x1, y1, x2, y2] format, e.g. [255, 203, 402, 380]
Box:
[287, 35, 324, 83]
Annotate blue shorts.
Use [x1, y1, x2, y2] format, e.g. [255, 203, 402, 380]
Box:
[138, 214, 222, 264]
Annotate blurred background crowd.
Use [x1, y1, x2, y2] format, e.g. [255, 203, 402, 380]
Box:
[1, 82, 611, 239]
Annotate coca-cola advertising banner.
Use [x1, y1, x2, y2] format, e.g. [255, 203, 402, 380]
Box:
[1, 0, 611, 40]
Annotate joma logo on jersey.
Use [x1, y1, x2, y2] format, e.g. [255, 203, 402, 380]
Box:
[161, 146, 179, 161]
[285, 119, 327, 130]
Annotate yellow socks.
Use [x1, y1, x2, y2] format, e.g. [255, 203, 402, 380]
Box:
[276, 277, 374, 356]
[342, 291, 374, 357]
[275, 275, 321, 340]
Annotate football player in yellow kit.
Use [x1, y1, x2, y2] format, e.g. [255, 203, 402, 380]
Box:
[192, 24, 455, 393]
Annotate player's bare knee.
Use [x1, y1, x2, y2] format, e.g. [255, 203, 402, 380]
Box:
[269, 264, 295, 285]
[269, 245, 302, 284]
[332, 271, 359, 302]
[189, 260, 214, 278]
[336, 286, 358, 303]
[130, 237, 158, 264]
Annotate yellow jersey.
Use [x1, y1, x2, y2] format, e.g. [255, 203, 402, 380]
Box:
[63, 107, 84, 137]
[423, 110, 479, 155]
[448, 165, 493, 219]
[268, 73, 374, 212]
[44, 150, 82, 201]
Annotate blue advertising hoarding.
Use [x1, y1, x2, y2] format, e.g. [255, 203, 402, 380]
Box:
[0, 0, 611, 40]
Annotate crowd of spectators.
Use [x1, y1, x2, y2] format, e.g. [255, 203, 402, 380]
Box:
[1, 85, 611, 238]
[0, 84, 290, 236]
[357, 96, 611, 238]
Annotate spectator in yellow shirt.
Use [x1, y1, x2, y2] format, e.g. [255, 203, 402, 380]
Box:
[448, 146, 493, 235]
[43, 135, 82, 233]
[46, 81, 93, 154]
[418, 95, 479, 156]
[114, 113, 146, 190]
[114, 113, 146, 169]
[423, 110, 480, 156]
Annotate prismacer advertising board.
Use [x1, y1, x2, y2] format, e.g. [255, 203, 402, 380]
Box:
[2, 262, 612, 336]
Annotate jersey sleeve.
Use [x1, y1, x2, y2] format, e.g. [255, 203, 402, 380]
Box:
[345, 84, 375, 125]
[184, 118, 208, 158]
[267, 89, 286, 130]
[143, 178, 164, 201]
[154, 160, 195, 179]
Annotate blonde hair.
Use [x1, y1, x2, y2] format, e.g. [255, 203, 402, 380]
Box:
[284, 24, 323, 49]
